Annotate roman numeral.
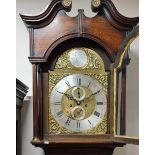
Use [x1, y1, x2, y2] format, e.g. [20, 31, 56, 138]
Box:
[57, 111, 63, 117]
[97, 102, 103, 105]
[77, 78, 81, 86]
[77, 121, 80, 128]
[65, 118, 71, 126]
[54, 103, 61, 105]
[94, 111, 100, 117]
[88, 81, 91, 87]
[56, 89, 63, 94]
[65, 81, 71, 88]
[88, 120, 93, 127]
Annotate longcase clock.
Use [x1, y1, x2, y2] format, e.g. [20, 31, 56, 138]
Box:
[20, 0, 139, 155]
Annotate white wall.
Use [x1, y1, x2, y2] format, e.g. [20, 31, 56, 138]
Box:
[17, 0, 139, 155]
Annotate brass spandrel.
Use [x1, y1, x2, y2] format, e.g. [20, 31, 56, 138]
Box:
[55, 48, 105, 71]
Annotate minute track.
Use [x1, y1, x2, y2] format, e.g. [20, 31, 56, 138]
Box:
[50, 74, 107, 132]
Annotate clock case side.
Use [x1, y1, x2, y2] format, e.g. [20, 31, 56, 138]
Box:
[31, 37, 126, 153]
[20, 0, 139, 148]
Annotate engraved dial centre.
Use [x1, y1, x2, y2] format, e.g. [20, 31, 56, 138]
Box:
[50, 74, 107, 132]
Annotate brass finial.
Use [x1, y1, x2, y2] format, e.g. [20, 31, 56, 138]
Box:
[62, 0, 72, 8]
[91, 0, 101, 8]
[31, 137, 41, 145]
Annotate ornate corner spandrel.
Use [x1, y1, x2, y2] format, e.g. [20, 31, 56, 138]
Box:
[48, 47, 110, 135]
[91, 0, 139, 30]
[20, 0, 71, 29]
[55, 47, 106, 71]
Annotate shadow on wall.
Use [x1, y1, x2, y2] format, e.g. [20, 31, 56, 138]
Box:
[126, 49, 139, 138]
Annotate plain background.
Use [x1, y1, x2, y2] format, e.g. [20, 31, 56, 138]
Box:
[16, 0, 139, 155]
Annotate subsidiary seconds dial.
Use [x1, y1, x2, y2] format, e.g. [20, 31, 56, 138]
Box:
[50, 74, 107, 132]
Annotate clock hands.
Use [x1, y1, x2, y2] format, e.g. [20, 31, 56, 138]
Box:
[80, 88, 103, 102]
[77, 87, 81, 99]
[73, 88, 103, 105]
[92, 88, 103, 96]
[56, 89, 82, 106]
[56, 89, 75, 101]
[56, 86, 103, 106]
[71, 106, 85, 120]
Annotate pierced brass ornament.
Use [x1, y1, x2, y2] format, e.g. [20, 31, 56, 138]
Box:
[55, 47, 105, 71]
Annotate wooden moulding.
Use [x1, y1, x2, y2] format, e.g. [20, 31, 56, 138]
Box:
[20, 0, 139, 64]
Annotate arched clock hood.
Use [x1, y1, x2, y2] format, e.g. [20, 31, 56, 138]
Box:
[20, 0, 139, 64]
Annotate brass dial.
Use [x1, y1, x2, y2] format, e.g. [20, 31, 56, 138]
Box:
[61, 86, 96, 121]
[50, 74, 107, 132]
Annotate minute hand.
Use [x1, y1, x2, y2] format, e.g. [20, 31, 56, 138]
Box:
[82, 88, 103, 101]
[92, 88, 103, 96]
[56, 90, 75, 101]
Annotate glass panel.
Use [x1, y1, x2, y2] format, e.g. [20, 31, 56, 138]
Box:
[115, 38, 139, 144]
[126, 38, 139, 138]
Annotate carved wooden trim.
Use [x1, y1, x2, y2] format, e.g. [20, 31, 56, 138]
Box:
[20, 0, 71, 29]
[20, 0, 138, 31]
[92, 0, 139, 30]
[32, 64, 40, 140]
[20, 0, 139, 64]
[38, 66, 43, 139]
[28, 34, 114, 63]
[29, 28, 34, 57]
[78, 10, 84, 35]
[114, 25, 139, 69]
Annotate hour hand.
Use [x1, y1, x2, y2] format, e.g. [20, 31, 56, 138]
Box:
[56, 90, 74, 100]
